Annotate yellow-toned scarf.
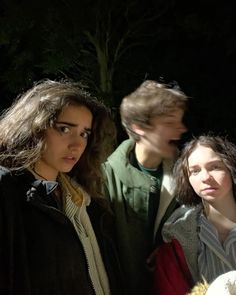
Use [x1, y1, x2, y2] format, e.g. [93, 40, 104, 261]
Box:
[58, 173, 84, 207]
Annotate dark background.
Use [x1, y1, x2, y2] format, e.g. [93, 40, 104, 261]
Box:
[0, 0, 236, 146]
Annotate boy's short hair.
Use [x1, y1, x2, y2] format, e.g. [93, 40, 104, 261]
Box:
[120, 80, 188, 141]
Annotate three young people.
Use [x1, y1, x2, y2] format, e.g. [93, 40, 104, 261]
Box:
[3, 78, 229, 295]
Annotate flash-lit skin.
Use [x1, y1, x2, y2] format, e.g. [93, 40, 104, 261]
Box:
[188, 145, 234, 207]
[188, 144, 236, 233]
[33, 105, 93, 181]
[134, 108, 187, 169]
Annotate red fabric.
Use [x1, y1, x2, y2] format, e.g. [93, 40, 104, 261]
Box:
[152, 239, 194, 295]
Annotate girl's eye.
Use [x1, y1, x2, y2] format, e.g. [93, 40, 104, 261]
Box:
[81, 131, 91, 139]
[189, 169, 200, 176]
[211, 164, 223, 171]
[210, 161, 225, 171]
[60, 126, 71, 134]
[212, 165, 219, 169]
[55, 124, 71, 134]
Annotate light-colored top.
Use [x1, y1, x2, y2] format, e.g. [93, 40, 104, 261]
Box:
[162, 205, 236, 283]
[198, 214, 236, 283]
[62, 177, 110, 295]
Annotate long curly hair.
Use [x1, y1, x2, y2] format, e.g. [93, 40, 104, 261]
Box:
[0, 79, 116, 197]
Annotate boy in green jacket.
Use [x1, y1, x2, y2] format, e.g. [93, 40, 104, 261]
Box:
[102, 80, 188, 295]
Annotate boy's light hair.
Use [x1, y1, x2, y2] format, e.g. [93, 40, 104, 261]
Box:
[120, 80, 188, 141]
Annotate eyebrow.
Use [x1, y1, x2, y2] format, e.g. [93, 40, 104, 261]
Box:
[56, 121, 77, 126]
[56, 121, 92, 132]
[165, 114, 175, 118]
[188, 165, 199, 171]
[188, 159, 222, 169]
[162, 114, 179, 120]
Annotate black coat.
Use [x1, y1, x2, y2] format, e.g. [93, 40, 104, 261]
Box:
[0, 167, 124, 295]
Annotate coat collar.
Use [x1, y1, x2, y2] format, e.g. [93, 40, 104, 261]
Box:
[14, 169, 70, 224]
[14, 169, 58, 202]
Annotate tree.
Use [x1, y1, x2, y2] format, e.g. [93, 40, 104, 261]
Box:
[0, 0, 172, 107]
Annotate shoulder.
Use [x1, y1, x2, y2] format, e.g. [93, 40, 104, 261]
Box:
[0, 166, 13, 182]
[103, 139, 135, 165]
[162, 205, 202, 242]
[166, 205, 201, 223]
[102, 139, 135, 178]
[0, 167, 19, 203]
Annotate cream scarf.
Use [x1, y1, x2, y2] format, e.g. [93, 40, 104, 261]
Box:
[58, 173, 111, 295]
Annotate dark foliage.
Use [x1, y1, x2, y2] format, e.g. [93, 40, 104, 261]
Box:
[0, 0, 236, 143]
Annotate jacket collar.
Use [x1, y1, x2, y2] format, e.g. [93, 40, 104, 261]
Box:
[107, 139, 174, 187]
[107, 139, 176, 234]
[14, 169, 59, 207]
[107, 139, 152, 188]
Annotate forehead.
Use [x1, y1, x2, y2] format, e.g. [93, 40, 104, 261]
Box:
[57, 104, 93, 124]
[59, 103, 90, 115]
[163, 108, 184, 118]
[188, 145, 220, 165]
[150, 108, 184, 123]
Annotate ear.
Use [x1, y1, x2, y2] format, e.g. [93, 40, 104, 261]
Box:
[131, 123, 145, 136]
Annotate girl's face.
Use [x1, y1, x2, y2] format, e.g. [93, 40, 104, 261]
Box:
[35, 104, 93, 180]
[188, 145, 234, 205]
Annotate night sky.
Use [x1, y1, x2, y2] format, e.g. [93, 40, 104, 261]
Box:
[0, 0, 236, 145]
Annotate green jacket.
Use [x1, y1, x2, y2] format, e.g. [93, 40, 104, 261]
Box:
[102, 139, 178, 295]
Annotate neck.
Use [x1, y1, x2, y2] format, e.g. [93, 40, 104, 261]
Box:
[207, 199, 236, 223]
[207, 201, 236, 243]
[29, 167, 49, 181]
[30, 164, 57, 181]
[135, 142, 162, 169]
[31, 161, 58, 181]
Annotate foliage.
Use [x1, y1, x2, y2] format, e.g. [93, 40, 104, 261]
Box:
[1, 0, 236, 143]
[0, 0, 170, 107]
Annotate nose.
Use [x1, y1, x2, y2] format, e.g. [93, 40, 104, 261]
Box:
[68, 134, 85, 149]
[200, 169, 212, 182]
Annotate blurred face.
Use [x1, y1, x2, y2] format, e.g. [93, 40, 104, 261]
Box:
[35, 104, 93, 180]
[188, 145, 234, 205]
[138, 108, 187, 159]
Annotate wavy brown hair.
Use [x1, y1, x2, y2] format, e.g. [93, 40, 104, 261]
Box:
[174, 135, 236, 206]
[0, 79, 116, 197]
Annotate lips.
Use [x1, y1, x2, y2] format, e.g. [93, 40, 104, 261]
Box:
[62, 156, 78, 163]
[64, 156, 76, 160]
[201, 187, 217, 193]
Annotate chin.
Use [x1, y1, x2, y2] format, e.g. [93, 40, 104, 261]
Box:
[60, 167, 74, 173]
